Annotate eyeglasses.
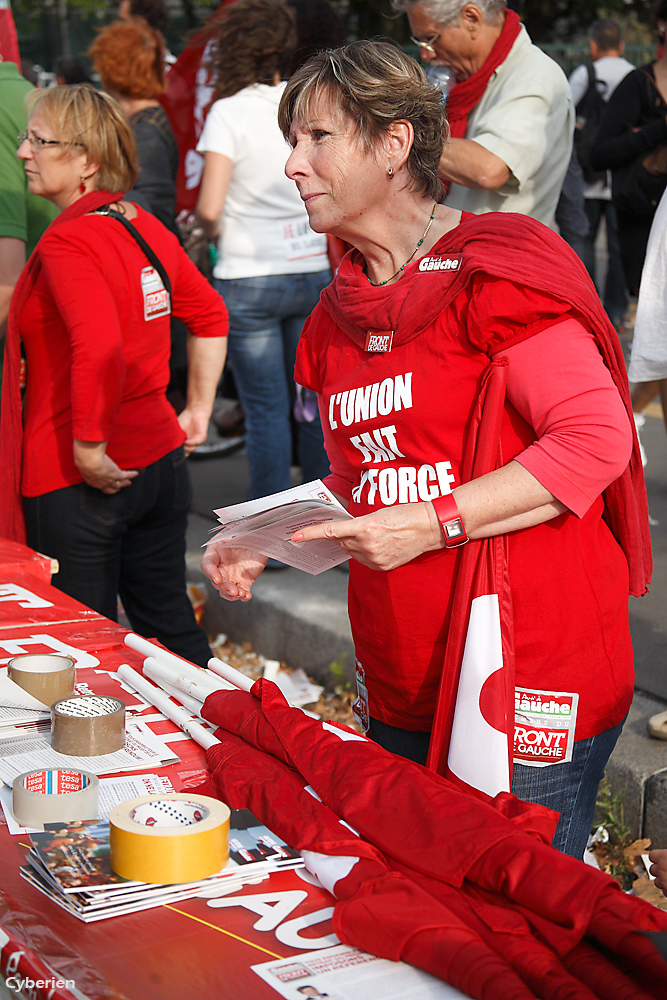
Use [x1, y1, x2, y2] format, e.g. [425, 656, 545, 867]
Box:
[409, 31, 441, 56]
[17, 131, 83, 151]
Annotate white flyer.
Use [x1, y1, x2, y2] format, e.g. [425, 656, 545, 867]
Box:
[207, 480, 352, 574]
[0, 723, 178, 787]
[252, 945, 469, 999]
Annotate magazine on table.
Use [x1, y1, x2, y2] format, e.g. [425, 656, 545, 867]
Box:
[206, 480, 352, 574]
[21, 808, 302, 921]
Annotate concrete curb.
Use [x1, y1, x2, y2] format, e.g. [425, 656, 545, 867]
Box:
[606, 690, 667, 843]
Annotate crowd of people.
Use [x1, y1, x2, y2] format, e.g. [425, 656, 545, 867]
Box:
[1, 0, 667, 880]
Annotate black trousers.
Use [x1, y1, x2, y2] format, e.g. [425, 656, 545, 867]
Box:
[23, 446, 211, 667]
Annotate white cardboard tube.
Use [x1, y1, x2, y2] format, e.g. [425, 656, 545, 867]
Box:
[141, 671, 204, 718]
[124, 634, 219, 687]
[117, 664, 219, 750]
[206, 657, 253, 692]
[143, 657, 229, 700]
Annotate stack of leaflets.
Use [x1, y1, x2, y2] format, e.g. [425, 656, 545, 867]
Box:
[0, 719, 180, 787]
[206, 480, 352, 574]
[20, 809, 303, 921]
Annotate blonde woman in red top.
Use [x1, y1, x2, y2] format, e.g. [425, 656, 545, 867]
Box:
[2, 84, 228, 666]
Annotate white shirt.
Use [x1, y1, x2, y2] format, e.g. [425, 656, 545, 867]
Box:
[568, 55, 635, 200]
[628, 187, 667, 382]
[197, 82, 328, 280]
[444, 26, 574, 224]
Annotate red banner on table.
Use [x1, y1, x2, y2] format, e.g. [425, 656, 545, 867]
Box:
[0, 573, 105, 629]
[0, 539, 52, 585]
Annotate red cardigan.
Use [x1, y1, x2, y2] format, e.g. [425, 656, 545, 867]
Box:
[3, 197, 227, 514]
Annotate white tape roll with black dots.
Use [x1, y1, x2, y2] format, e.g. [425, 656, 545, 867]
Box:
[12, 769, 98, 827]
[109, 793, 230, 884]
[51, 694, 125, 756]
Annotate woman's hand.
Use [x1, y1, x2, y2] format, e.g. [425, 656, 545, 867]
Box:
[178, 405, 210, 456]
[201, 542, 269, 601]
[292, 503, 444, 572]
[73, 440, 138, 495]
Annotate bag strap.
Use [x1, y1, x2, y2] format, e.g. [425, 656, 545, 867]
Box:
[93, 204, 172, 303]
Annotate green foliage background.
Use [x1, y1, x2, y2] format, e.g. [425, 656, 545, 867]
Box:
[10, 0, 659, 71]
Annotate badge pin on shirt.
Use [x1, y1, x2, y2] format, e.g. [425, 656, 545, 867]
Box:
[141, 266, 171, 321]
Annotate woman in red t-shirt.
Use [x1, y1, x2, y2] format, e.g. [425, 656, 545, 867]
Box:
[1, 84, 228, 667]
[201, 41, 650, 859]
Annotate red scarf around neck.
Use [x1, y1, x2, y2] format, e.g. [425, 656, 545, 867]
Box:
[445, 9, 522, 140]
[0, 190, 124, 543]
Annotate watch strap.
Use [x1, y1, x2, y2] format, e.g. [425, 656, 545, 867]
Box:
[432, 493, 469, 548]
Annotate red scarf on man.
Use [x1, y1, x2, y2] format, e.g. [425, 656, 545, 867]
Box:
[445, 8, 522, 140]
[0, 190, 123, 543]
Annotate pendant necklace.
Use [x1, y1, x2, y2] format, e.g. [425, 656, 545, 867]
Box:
[366, 203, 437, 287]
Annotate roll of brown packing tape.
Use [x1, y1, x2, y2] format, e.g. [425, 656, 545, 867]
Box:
[13, 769, 99, 827]
[109, 793, 230, 884]
[8, 653, 75, 707]
[51, 695, 125, 756]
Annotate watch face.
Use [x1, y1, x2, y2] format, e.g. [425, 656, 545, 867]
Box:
[445, 518, 465, 541]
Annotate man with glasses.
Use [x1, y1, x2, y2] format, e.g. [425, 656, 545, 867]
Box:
[0, 58, 57, 346]
[394, 0, 573, 225]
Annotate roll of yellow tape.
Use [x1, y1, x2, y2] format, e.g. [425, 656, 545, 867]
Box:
[109, 793, 230, 884]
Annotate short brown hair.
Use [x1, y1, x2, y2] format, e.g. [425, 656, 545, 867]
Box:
[207, 0, 297, 101]
[26, 85, 138, 193]
[88, 19, 165, 100]
[278, 40, 447, 203]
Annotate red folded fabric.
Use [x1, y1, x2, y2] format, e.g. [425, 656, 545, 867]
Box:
[201, 678, 667, 994]
[200, 725, 660, 999]
[202, 680, 559, 890]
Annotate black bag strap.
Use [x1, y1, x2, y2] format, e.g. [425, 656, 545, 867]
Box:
[93, 204, 172, 303]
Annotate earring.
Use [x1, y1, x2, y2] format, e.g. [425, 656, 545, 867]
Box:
[387, 166, 394, 178]
[79, 176, 86, 194]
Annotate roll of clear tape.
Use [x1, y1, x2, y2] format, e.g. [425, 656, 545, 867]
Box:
[8, 653, 75, 707]
[51, 694, 125, 756]
[109, 793, 230, 884]
[12, 769, 98, 827]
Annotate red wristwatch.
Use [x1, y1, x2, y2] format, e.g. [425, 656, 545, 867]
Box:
[432, 493, 469, 548]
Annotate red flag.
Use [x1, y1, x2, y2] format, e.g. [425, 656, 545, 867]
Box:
[0, 0, 20, 67]
[200, 687, 667, 997]
[161, 1, 238, 216]
[426, 359, 515, 797]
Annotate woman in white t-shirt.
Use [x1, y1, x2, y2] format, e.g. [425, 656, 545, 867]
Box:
[196, 0, 332, 501]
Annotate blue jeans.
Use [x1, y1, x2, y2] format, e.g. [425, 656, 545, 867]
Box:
[216, 271, 332, 500]
[582, 199, 628, 327]
[23, 447, 211, 667]
[512, 718, 625, 859]
[369, 716, 625, 860]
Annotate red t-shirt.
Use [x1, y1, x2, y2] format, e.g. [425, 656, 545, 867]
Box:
[18, 208, 227, 497]
[295, 249, 633, 742]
